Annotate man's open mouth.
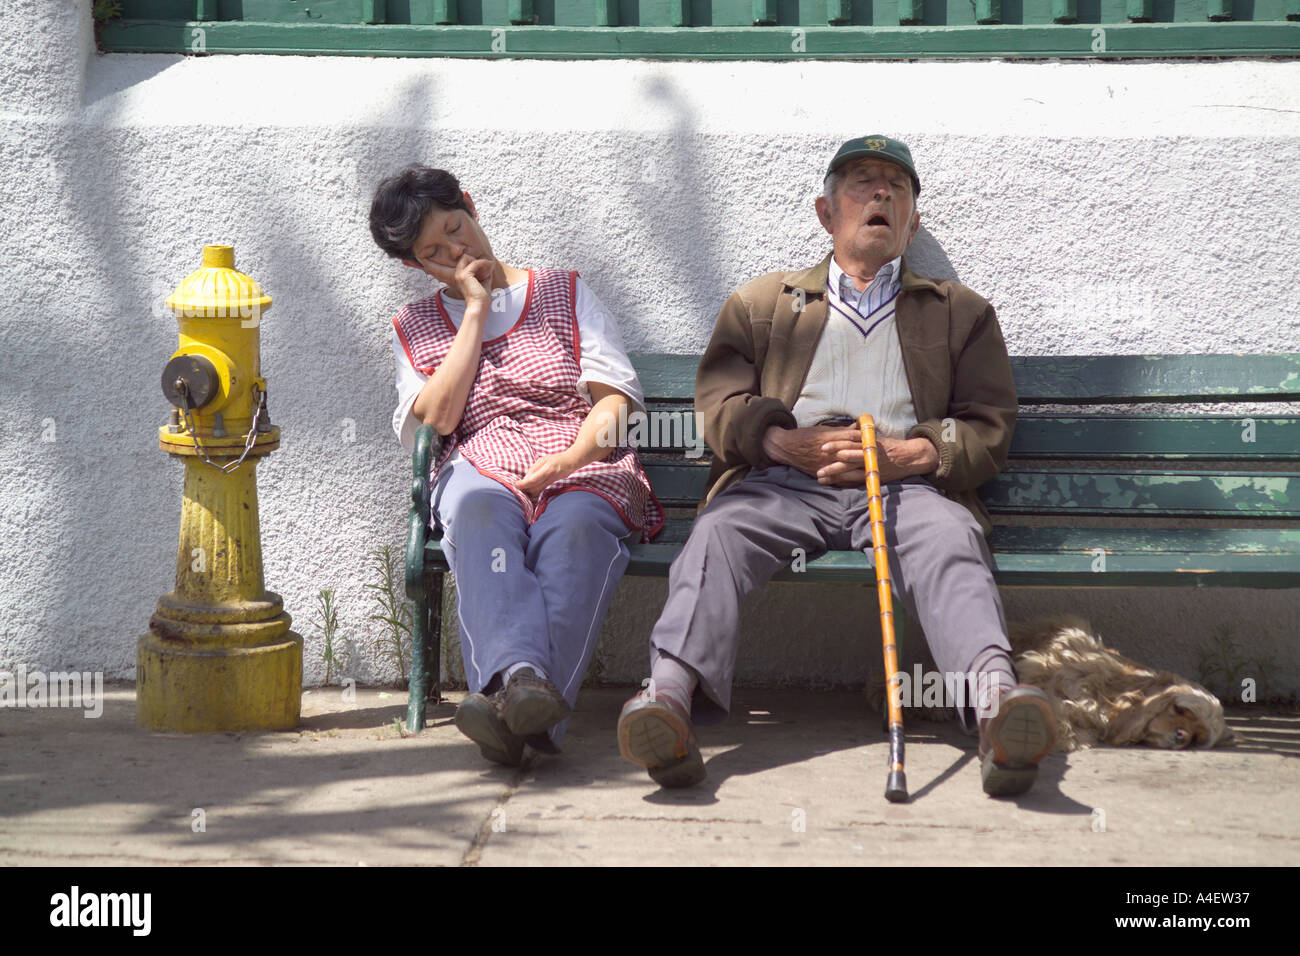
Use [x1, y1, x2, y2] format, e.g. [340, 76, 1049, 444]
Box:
[867, 214, 891, 227]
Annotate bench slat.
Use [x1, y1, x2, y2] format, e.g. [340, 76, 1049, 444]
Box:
[988, 527, 1300, 587]
[988, 553, 1300, 588]
[632, 353, 1300, 405]
[635, 411, 1300, 459]
[989, 526, 1300, 554]
[426, 529, 1300, 588]
[426, 525, 1300, 559]
[644, 465, 1300, 518]
[984, 469, 1300, 517]
[1010, 354, 1300, 404]
[645, 462, 712, 505]
[1009, 415, 1300, 460]
[634, 354, 699, 401]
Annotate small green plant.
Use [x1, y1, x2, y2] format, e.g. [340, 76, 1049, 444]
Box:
[314, 588, 345, 686]
[1196, 624, 1276, 703]
[91, 1, 124, 53]
[93, 0, 123, 24]
[366, 545, 412, 688]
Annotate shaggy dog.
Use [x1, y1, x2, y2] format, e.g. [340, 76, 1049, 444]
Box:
[1008, 617, 1234, 751]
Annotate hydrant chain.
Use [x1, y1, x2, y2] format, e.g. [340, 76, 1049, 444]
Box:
[179, 382, 267, 474]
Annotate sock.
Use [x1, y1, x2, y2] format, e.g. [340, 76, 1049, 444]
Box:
[503, 661, 549, 683]
[648, 647, 698, 714]
[968, 645, 1018, 722]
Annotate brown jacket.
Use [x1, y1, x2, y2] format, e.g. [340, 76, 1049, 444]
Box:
[694, 253, 1017, 536]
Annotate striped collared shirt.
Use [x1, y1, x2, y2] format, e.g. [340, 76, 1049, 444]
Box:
[827, 255, 902, 335]
[789, 253, 917, 436]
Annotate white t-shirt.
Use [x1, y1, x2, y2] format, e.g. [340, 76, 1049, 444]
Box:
[391, 274, 646, 451]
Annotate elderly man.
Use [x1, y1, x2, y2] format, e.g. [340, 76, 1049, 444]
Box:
[617, 136, 1056, 796]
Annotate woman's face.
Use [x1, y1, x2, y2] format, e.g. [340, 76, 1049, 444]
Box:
[404, 194, 495, 276]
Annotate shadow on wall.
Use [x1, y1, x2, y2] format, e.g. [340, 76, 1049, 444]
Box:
[17, 55, 980, 676]
[905, 225, 961, 284]
[9, 65, 449, 677]
[632, 74, 730, 350]
[82, 50, 185, 109]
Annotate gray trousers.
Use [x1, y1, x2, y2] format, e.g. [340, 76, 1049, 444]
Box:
[433, 459, 635, 745]
[648, 466, 1012, 725]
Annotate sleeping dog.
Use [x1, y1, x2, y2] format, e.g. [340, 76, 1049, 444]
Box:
[1008, 616, 1233, 751]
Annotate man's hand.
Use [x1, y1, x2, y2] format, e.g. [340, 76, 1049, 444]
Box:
[516, 451, 581, 497]
[762, 425, 858, 477]
[815, 432, 940, 487]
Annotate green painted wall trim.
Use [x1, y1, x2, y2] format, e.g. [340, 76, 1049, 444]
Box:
[101, 19, 1300, 58]
[1053, 0, 1078, 23]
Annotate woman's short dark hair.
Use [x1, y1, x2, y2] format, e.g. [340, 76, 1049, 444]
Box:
[369, 165, 469, 261]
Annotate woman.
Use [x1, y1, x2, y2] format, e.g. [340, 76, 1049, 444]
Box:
[369, 165, 662, 766]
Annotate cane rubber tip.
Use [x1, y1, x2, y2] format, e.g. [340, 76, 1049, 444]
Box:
[885, 771, 909, 803]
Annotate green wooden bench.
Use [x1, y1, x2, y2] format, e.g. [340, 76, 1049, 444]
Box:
[402, 353, 1300, 732]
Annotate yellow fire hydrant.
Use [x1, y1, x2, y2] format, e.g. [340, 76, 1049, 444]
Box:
[137, 244, 302, 732]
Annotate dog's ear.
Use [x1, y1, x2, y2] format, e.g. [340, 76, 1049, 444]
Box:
[1105, 692, 1159, 745]
[1172, 691, 1231, 748]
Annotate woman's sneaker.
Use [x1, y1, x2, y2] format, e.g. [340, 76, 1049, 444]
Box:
[455, 690, 525, 767]
[502, 668, 571, 737]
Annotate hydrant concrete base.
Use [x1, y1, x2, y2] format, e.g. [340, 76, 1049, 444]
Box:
[136, 631, 303, 733]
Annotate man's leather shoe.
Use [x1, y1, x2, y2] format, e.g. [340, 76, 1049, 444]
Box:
[502, 667, 570, 737]
[978, 684, 1056, 796]
[455, 690, 525, 767]
[618, 691, 705, 788]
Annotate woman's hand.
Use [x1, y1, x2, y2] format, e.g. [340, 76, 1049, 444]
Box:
[426, 254, 495, 307]
[516, 451, 581, 496]
[410, 255, 498, 434]
[515, 386, 632, 496]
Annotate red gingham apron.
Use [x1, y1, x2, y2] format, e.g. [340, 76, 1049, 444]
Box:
[393, 268, 664, 541]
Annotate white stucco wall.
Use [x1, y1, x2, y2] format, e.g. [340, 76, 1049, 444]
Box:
[2, 1, 1297, 698]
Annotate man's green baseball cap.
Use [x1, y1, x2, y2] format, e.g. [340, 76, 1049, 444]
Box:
[826, 135, 920, 196]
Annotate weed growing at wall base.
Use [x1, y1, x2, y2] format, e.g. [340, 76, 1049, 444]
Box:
[366, 546, 412, 687]
[315, 588, 347, 686]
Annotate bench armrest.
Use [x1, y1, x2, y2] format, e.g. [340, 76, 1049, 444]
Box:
[405, 424, 442, 601]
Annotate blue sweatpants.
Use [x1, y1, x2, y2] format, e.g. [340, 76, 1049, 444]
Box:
[433, 458, 634, 746]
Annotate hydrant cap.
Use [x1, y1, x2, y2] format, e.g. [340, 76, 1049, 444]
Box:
[167, 244, 272, 321]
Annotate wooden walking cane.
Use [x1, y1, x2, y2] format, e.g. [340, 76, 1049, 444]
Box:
[858, 414, 908, 803]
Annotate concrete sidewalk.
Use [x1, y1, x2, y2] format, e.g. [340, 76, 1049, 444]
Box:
[1, 683, 1296, 866]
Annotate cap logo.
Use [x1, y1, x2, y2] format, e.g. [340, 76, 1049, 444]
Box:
[864, 138, 887, 151]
